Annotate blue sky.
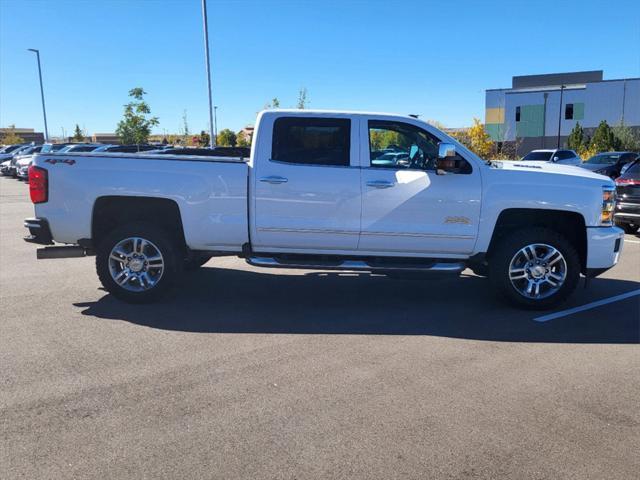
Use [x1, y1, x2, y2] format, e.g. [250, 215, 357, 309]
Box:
[1, 0, 639, 137]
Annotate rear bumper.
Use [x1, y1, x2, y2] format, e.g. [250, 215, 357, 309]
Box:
[586, 226, 624, 270]
[23, 217, 54, 245]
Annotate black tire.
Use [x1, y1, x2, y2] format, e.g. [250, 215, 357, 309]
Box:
[96, 222, 182, 303]
[184, 253, 212, 271]
[616, 221, 639, 234]
[488, 227, 580, 310]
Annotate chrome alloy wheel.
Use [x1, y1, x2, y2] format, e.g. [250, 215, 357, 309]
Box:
[508, 243, 567, 299]
[108, 237, 164, 292]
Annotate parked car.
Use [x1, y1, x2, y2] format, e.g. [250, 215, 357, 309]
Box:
[58, 144, 102, 153]
[8, 145, 42, 176]
[0, 160, 11, 175]
[520, 149, 582, 166]
[613, 159, 640, 234]
[24, 110, 623, 309]
[143, 147, 251, 158]
[41, 143, 73, 153]
[0, 144, 31, 165]
[92, 144, 158, 153]
[579, 152, 639, 179]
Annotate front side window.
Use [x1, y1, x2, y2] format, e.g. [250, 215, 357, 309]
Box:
[368, 120, 470, 173]
[272, 117, 350, 166]
[565, 104, 574, 120]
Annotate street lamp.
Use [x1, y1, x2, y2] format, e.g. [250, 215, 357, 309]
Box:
[27, 49, 49, 142]
[201, 0, 216, 148]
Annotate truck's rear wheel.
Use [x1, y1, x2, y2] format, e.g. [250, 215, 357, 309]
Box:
[96, 223, 181, 303]
[489, 227, 580, 310]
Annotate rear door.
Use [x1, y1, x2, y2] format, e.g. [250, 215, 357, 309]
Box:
[251, 114, 361, 251]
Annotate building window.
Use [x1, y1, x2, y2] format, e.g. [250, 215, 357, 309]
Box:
[565, 103, 574, 120]
[515, 106, 521, 122]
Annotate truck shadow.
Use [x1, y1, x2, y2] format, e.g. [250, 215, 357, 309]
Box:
[74, 267, 640, 344]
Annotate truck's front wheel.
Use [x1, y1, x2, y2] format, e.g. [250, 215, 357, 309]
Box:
[489, 227, 580, 310]
[96, 223, 182, 303]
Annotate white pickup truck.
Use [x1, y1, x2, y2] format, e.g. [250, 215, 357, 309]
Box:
[24, 110, 624, 309]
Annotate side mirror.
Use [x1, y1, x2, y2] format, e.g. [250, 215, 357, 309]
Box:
[552, 156, 560, 162]
[436, 143, 456, 175]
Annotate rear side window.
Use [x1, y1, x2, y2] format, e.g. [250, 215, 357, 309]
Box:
[272, 117, 350, 166]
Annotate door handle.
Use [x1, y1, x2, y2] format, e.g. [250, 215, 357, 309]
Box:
[260, 176, 288, 184]
[366, 180, 395, 189]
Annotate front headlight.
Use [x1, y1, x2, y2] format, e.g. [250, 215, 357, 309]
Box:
[601, 186, 615, 225]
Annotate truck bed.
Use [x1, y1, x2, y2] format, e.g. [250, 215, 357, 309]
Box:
[30, 152, 250, 251]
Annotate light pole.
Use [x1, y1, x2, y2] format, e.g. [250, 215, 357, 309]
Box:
[213, 106, 218, 142]
[556, 85, 565, 149]
[27, 49, 49, 142]
[201, 0, 216, 147]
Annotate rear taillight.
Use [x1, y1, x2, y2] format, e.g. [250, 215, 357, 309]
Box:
[29, 165, 48, 204]
[615, 178, 640, 186]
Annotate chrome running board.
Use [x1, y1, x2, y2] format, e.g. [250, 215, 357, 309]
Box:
[247, 256, 465, 273]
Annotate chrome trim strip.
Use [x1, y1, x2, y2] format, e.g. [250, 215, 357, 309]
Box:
[257, 227, 473, 240]
[257, 227, 359, 235]
[361, 231, 474, 239]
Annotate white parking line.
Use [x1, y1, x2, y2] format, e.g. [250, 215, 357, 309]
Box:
[625, 239, 640, 244]
[534, 289, 640, 322]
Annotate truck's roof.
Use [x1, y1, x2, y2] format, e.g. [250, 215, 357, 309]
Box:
[261, 108, 421, 120]
[36, 151, 248, 163]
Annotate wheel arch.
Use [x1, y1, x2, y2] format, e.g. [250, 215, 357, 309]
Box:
[486, 208, 587, 272]
[92, 196, 187, 254]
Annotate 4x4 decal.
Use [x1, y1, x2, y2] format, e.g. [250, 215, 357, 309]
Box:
[45, 158, 76, 166]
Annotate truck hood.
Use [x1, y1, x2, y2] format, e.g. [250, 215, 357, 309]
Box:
[491, 160, 611, 182]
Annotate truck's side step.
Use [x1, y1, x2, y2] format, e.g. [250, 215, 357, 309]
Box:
[247, 255, 465, 273]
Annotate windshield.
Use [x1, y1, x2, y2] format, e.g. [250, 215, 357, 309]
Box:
[521, 151, 553, 161]
[585, 154, 620, 165]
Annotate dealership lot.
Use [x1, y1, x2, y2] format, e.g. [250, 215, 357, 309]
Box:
[1, 177, 638, 479]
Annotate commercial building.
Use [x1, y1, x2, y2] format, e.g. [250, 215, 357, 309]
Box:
[0, 127, 45, 144]
[485, 71, 640, 156]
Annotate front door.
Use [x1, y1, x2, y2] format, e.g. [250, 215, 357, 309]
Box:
[252, 115, 361, 251]
[359, 119, 481, 255]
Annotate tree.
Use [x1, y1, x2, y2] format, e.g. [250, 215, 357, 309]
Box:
[217, 128, 237, 147]
[589, 120, 618, 153]
[1, 124, 24, 145]
[453, 118, 494, 159]
[236, 130, 251, 147]
[72, 124, 84, 142]
[196, 130, 210, 147]
[179, 109, 191, 146]
[567, 122, 588, 152]
[612, 122, 640, 151]
[264, 97, 281, 109]
[296, 88, 308, 109]
[115, 87, 159, 145]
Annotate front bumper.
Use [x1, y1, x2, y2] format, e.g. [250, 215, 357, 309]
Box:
[24, 217, 54, 245]
[586, 226, 624, 271]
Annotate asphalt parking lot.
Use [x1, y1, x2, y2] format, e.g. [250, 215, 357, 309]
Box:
[1, 176, 638, 479]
